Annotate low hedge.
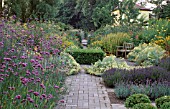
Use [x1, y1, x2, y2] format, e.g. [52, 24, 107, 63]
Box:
[155, 96, 170, 108]
[66, 48, 106, 64]
[160, 102, 170, 109]
[125, 94, 151, 108]
[132, 103, 157, 109]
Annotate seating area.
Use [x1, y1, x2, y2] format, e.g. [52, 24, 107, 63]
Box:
[116, 42, 134, 58]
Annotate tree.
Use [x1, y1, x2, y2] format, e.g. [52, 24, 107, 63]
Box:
[118, 0, 140, 26]
[158, 1, 170, 19]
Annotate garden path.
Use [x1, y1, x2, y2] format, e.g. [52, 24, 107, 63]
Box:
[56, 65, 113, 109]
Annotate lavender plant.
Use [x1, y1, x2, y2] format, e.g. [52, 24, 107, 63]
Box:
[114, 82, 170, 100]
[103, 66, 170, 87]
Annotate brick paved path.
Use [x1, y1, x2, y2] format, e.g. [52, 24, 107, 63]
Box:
[56, 66, 112, 109]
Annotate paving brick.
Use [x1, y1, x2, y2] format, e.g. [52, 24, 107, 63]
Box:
[56, 65, 113, 109]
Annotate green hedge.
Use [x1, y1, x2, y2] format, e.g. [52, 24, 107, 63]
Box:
[66, 48, 106, 64]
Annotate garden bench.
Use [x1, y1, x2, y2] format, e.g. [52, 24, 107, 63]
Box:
[116, 42, 134, 58]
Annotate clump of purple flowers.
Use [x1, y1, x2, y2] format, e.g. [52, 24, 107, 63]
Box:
[0, 17, 66, 108]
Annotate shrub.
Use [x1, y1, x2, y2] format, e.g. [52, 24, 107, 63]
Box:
[132, 103, 157, 109]
[127, 43, 166, 66]
[60, 52, 80, 75]
[159, 57, 170, 71]
[101, 32, 130, 54]
[103, 66, 170, 87]
[125, 94, 151, 108]
[155, 96, 170, 108]
[66, 48, 106, 64]
[160, 102, 170, 109]
[114, 82, 131, 99]
[114, 82, 170, 100]
[86, 55, 130, 76]
[138, 19, 170, 44]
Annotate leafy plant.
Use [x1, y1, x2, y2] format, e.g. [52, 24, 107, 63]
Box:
[132, 103, 157, 109]
[155, 96, 170, 108]
[140, 19, 170, 44]
[114, 82, 170, 100]
[101, 32, 130, 54]
[127, 43, 166, 66]
[60, 52, 80, 75]
[159, 57, 170, 71]
[125, 94, 151, 108]
[103, 66, 170, 87]
[86, 55, 130, 76]
[160, 102, 170, 109]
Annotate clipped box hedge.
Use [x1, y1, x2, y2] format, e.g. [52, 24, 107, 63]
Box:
[66, 48, 106, 64]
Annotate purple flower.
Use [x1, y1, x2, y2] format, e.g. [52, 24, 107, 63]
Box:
[0, 77, 4, 82]
[30, 59, 35, 63]
[8, 87, 15, 90]
[54, 85, 59, 89]
[42, 94, 47, 98]
[4, 58, 12, 61]
[48, 94, 53, 99]
[21, 63, 27, 67]
[40, 83, 45, 89]
[28, 90, 34, 93]
[33, 92, 39, 96]
[20, 56, 27, 59]
[21, 99, 26, 103]
[15, 95, 21, 99]
[12, 15, 17, 19]
[60, 99, 65, 103]
[27, 97, 34, 103]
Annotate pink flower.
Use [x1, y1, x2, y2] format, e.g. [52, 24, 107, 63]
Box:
[42, 94, 47, 98]
[28, 90, 34, 93]
[54, 85, 59, 89]
[33, 92, 39, 96]
[40, 83, 45, 89]
[60, 100, 65, 103]
[30, 59, 35, 63]
[21, 63, 27, 67]
[4, 58, 12, 61]
[15, 95, 21, 99]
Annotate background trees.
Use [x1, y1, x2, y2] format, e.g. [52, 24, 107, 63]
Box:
[2, 0, 169, 31]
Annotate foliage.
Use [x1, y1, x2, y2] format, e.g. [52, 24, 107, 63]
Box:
[114, 82, 170, 100]
[155, 96, 170, 108]
[89, 32, 130, 54]
[149, 0, 170, 19]
[59, 52, 80, 75]
[0, 18, 67, 108]
[86, 55, 129, 76]
[5, 0, 61, 22]
[160, 102, 170, 109]
[125, 94, 151, 108]
[103, 66, 170, 87]
[66, 48, 106, 65]
[159, 2, 170, 19]
[127, 43, 166, 66]
[132, 103, 157, 109]
[73, 0, 118, 30]
[159, 57, 170, 71]
[101, 32, 130, 54]
[139, 19, 170, 44]
[117, 0, 140, 26]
